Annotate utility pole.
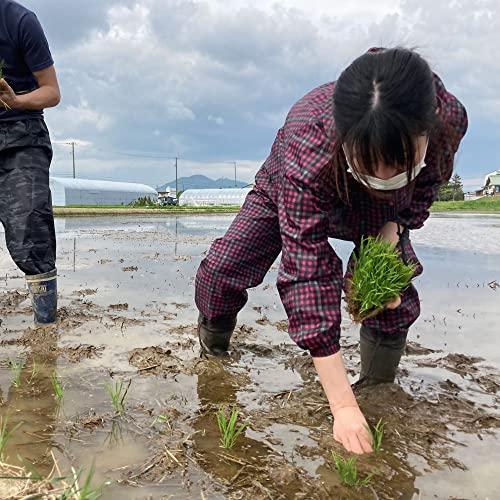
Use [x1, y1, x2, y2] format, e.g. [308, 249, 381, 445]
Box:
[233, 161, 237, 187]
[71, 141, 76, 178]
[175, 157, 178, 199]
[65, 141, 76, 178]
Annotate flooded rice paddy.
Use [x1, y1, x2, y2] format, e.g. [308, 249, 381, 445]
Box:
[0, 213, 499, 499]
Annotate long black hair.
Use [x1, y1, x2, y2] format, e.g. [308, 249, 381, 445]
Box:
[329, 47, 447, 200]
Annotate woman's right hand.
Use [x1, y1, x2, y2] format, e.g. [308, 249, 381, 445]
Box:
[333, 405, 373, 454]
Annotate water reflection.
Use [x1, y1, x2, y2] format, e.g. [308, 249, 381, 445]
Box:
[1, 336, 60, 475]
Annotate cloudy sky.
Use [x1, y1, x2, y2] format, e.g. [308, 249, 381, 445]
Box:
[21, 0, 499, 189]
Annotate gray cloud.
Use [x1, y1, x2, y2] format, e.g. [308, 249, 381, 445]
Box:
[20, 0, 498, 186]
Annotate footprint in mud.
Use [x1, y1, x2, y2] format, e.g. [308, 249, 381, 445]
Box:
[109, 303, 129, 311]
[72, 289, 98, 298]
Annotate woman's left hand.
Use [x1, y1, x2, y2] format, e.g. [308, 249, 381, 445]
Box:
[385, 295, 401, 309]
[378, 221, 400, 246]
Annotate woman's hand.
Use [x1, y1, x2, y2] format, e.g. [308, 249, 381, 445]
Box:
[313, 352, 373, 455]
[333, 405, 373, 454]
[378, 221, 404, 310]
[379, 220, 400, 246]
[385, 295, 401, 309]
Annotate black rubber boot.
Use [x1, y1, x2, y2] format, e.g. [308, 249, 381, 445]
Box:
[359, 325, 407, 385]
[198, 314, 237, 356]
[26, 269, 58, 325]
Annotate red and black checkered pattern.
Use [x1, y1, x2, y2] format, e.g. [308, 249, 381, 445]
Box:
[196, 73, 468, 357]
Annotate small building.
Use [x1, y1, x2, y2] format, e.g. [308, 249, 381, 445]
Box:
[179, 188, 252, 207]
[157, 186, 178, 205]
[483, 171, 500, 196]
[464, 192, 481, 201]
[50, 177, 158, 206]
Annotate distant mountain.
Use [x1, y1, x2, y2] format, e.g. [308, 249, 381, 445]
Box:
[157, 174, 248, 192]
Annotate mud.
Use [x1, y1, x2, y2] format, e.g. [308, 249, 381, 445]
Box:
[0, 214, 499, 499]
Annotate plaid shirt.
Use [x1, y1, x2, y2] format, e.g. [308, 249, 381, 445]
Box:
[251, 74, 468, 357]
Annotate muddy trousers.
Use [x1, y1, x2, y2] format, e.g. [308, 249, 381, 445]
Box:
[195, 188, 422, 356]
[0, 120, 56, 276]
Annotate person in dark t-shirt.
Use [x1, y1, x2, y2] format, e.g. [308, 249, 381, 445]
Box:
[0, 0, 61, 324]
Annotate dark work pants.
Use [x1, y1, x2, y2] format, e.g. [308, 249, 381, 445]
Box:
[0, 119, 56, 275]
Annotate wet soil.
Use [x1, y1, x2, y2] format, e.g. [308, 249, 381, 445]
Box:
[0, 214, 499, 499]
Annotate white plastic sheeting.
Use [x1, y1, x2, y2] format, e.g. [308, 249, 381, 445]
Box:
[50, 177, 158, 206]
[179, 188, 252, 207]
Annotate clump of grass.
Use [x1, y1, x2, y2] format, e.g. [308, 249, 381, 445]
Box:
[332, 452, 373, 488]
[7, 358, 24, 388]
[367, 418, 385, 452]
[346, 236, 416, 322]
[105, 379, 131, 415]
[51, 372, 64, 401]
[216, 405, 247, 449]
[0, 416, 22, 460]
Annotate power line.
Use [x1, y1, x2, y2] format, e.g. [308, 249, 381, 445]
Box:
[51, 143, 256, 187]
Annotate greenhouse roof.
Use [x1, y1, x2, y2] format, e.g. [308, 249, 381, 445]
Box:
[50, 177, 157, 194]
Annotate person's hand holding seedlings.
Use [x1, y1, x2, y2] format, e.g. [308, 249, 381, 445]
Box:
[0, 77, 17, 109]
[378, 220, 406, 310]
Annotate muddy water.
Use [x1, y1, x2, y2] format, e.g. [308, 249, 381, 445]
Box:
[0, 213, 499, 499]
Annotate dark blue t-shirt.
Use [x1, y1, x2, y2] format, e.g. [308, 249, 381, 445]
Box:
[0, 0, 54, 121]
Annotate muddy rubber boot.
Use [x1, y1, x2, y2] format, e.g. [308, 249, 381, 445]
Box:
[26, 269, 58, 325]
[359, 325, 407, 385]
[198, 314, 236, 356]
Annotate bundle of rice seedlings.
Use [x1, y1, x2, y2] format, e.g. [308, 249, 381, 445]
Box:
[346, 236, 416, 322]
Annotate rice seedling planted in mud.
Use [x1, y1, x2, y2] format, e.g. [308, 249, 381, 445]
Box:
[151, 414, 172, 432]
[368, 418, 385, 452]
[0, 458, 109, 499]
[346, 236, 416, 322]
[0, 416, 22, 460]
[332, 452, 373, 488]
[105, 379, 131, 415]
[7, 358, 24, 388]
[57, 463, 108, 500]
[51, 372, 64, 400]
[216, 405, 247, 449]
[27, 360, 40, 385]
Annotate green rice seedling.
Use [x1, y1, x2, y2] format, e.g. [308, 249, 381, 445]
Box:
[154, 414, 170, 425]
[27, 360, 40, 385]
[152, 414, 172, 432]
[346, 236, 416, 322]
[105, 379, 131, 415]
[368, 418, 385, 452]
[51, 372, 64, 401]
[59, 464, 107, 500]
[216, 405, 247, 449]
[8, 358, 24, 388]
[332, 452, 373, 488]
[0, 416, 22, 460]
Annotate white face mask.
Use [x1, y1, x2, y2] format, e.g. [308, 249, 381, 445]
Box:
[343, 141, 429, 191]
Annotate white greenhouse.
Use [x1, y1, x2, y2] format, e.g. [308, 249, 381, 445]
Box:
[49, 177, 158, 206]
[179, 188, 252, 207]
